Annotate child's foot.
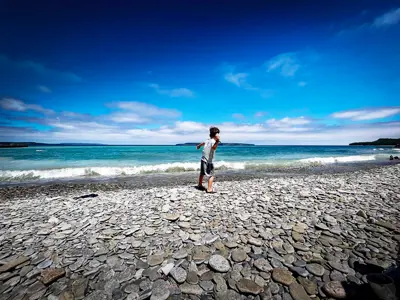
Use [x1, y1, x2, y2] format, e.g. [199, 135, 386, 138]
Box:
[206, 190, 217, 194]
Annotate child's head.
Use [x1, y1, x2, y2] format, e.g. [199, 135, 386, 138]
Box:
[209, 127, 220, 138]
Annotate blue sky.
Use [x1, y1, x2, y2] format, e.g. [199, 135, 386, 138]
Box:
[0, 0, 399, 145]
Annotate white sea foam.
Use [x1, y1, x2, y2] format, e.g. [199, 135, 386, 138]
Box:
[0, 155, 381, 182]
[298, 155, 376, 164]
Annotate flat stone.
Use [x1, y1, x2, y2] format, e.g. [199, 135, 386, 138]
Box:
[84, 291, 108, 300]
[37, 259, 53, 269]
[0, 256, 29, 273]
[170, 267, 187, 283]
[209, 255, 230, 272]
[147, 255, 163, 266]
[164, 213, 179, 221]
[289, 283, 311, 300]
[254, 258, 273, 272]
[269, 282, 280, 294]
[200, 280, 214, 292]
[297, 277, 317, 295]
[323, 281, 346, 299]
[178, 222, 191, 229]
[231, 249, 247, 262]
[160, 263, 174, 276]
[41, 268, 66, 285]
[225, 289, 242, 300]
[293, 243, 310, 252]
[324, 215, 337, 224]
[272, 268, 295, 286]
[292, 232, 303, 242]
[290, 267, 309, 277]
[72, 278, 88, 298]
[248, 237, 263, 246]
[305, 264, 325, 277]
[315, 223, 329, 230]
[4, 275, 20, 286]
[329, 262, 351, 274]
[330, 270, 346, 282]
[186, 271, 198, 284]
[172, 249, 188, 259]
[236, 278, 263, 295]
[179, 283, 203, 295]
[150, 279, 170, 300]
[294, 260, 306, 268]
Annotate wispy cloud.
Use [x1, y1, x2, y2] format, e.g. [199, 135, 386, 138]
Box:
[331, 107, 400, 120]
[254, 112, 267, 118]
[266, 116, 312, 127]
[266, 53, 300, 77]
[0, 98, 55, 115]
[232, 113, 245, 120]
[224, 73, 248, 87]
[0, 54, 82, 83]
[38, 85, 52, 93]
[298, 81, 307, 87]
[372, 7, 400, 28]
[111, 101, 181, 118]
[149, 83, 194, 98]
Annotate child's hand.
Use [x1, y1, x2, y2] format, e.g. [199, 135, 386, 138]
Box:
[196, 145, 200, 150]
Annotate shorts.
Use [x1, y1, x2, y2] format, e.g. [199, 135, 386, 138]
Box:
[200, 159, 214, 177]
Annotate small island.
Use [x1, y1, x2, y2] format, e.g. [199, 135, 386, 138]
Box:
[349, 138, 400, 146]
[176, 143, 255, 146]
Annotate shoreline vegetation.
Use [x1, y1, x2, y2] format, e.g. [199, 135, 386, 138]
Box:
[349, 138, 400, 146]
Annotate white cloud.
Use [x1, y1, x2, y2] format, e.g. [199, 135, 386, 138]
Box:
[254, 112, 267, 118]
[266, 53, 300, 77]
[112, 101, 181, 118]
[149, 83, 194, 98]
[331, 107, 400, 120]
[372, 7, 400, 28]
[38, 85, 52, 93]
[0, 98, 55, 115]
[232, 113, 245, 120]
[266, 116, 311, 127]
[298, 81, 307, 87]
[109, 112, 151, 124]
[224, 72, 248, 87]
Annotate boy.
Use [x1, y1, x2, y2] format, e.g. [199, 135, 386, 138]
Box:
[196, 127, 221, 193]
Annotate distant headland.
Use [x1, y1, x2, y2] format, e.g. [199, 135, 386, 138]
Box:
[349, 138, 400, 146]
[0, 142, 104, 148]
[176, 143, 255, 146]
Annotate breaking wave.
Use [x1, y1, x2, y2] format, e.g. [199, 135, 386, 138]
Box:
[0, 154, 382, 182]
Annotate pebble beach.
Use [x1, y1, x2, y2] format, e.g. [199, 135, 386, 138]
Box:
[0, 164, 399, 300]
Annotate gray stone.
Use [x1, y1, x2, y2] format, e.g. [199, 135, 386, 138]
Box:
[272, 268, 294, 286]
[323, 281, 346, 299]
[254, 258, 273, 272]
[297, 277, 317, 295]
[231, 249, 247, 262]
[170, 267, 187, 283]
[330, 270, 346, 282]
[179, 283, 203, 295]
[289, 283, 311, 300]
[150, 279, 170, 300]
[209, 255, 230, 272]
[147, 255, 164, 267]
[186, 271, 198, 284]
[305, 264, 325, 277]
[199, 280, 214, 292]
[236, 278, 263, 295]
[290, 267, 309, 277]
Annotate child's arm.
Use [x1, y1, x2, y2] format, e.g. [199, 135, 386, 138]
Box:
[196, 142, 205, 150]
[212, 139, 220, 150]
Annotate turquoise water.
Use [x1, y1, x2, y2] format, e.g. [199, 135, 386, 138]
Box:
[0, 145, 398, 182]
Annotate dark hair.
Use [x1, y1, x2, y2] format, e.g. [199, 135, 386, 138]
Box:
[209, 127, 220, 138]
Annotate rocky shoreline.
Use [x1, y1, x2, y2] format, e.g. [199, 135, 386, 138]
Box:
[0, 165, 399, 300]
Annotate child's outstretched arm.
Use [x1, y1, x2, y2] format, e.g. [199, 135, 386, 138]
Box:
[196, 142, 205, 150]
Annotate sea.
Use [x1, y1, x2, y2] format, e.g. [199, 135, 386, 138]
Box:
[0, 145, 399, 184]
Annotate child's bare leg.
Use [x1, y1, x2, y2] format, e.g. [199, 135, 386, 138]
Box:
[198, 175, 204, 187]
[207, 176, 214, 192]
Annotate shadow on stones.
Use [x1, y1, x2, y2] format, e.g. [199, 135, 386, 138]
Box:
[341, 240, 400, 300]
